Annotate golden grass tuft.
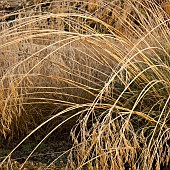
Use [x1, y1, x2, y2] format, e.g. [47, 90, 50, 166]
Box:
[0, 0, 170, 169]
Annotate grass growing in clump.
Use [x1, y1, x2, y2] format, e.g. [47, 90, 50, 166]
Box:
[1, 0, 170, 169]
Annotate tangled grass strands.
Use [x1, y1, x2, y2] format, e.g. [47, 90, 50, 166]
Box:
[0, 103, 91, 166]
[1, 0, 170, 169]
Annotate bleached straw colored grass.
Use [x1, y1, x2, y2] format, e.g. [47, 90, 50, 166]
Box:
[0, 0, 170, 169]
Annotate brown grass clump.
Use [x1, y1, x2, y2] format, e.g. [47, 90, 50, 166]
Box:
[0, 0, 170, 169]
[0, 159, 64, 170]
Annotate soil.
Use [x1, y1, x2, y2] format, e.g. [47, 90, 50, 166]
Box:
[0, 132, 72, 169]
